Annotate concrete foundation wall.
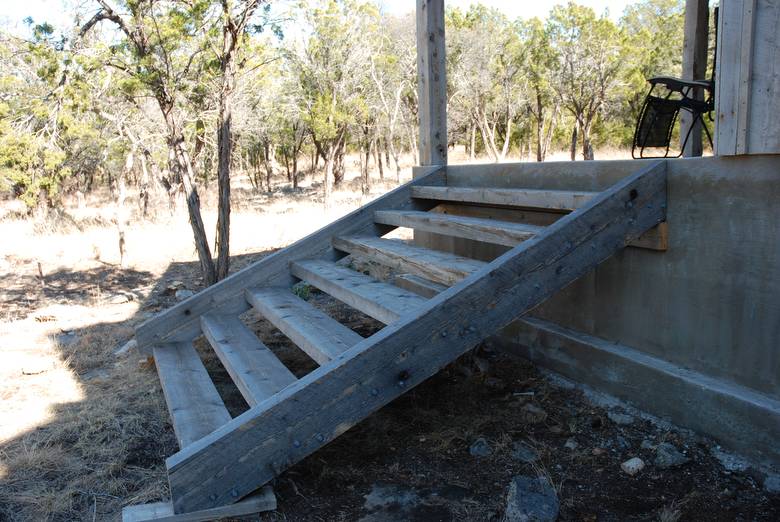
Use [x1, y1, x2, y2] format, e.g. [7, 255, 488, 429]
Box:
[416, 156, 780, 464]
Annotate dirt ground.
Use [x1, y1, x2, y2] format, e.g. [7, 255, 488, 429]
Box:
[0, 153, 778, 521]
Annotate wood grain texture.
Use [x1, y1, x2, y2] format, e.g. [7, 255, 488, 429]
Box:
[165, 161, 666, 513]
[135, 168, 445, 354]
[332, 236, 485, 286]
[291, 260, 427, 324]
[246, 287, 363, 364]
[122, 486, 275, 522]
[153, 343, 231, 449]
[411, 186, 597, 211]
[416, 0, 447, 165]
[200, 314, 296, 407]
[393, 274, 447, 299]
[374, 210, 542, 247]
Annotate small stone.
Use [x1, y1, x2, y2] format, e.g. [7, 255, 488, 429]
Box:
[511, 442, 539, 463]
[113, 339, 137, 357]
[522, 403, 548, 424]
[564, 438, 578, 450]
[640, 439, 655, 450]
[616, 435, 630, 450]
[621, 457, 645, 476]
[504, 476, 559, 522]
[608, 411, 635, 426]
[654, 442, 689, 469]
[111, 293, 134, 304]
[765, 475, 780, 494]
[175, 289, 195, 301]
[470, 437, 492, 457]
[592, 447, 606, 456]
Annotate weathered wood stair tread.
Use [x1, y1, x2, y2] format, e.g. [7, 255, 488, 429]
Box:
[411, 185, 598, 211]
[200, 314, 296, 407]
[153, 342, 231, 449]
[291, 259, 427, 324]
[332, 236, 485, 286]
[246, 287, 363, 364]
[374, 209, 543, 247]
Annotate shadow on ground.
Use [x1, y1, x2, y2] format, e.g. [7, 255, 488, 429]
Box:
[1, 249, 779, 522]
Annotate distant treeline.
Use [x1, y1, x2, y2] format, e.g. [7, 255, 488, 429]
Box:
[0, 0, 703, 213]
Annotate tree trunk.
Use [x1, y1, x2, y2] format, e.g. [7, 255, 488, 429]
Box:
[535, 94, 544, 162]
[118, 146, 133, 268]
[215, 41, 235, 282]
[292, 154, 298, 189]
[582, 120, 594, 160]
[570, 125, 578, 161]
[262, 140, 273, 192]
[362, 127, 371, 195]
[542, 103, 559, 162]
[373, 138, 384, 181]
[138, 147, 151, 217]
[323, 145, 335, 208]
[165, 109, 216, 285]
[500, 118, 512, 160]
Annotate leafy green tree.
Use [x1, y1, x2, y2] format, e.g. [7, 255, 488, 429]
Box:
[82, 0, 221, 283]
[619, 0, 685, 139]
[292, 0, 375, 204]
[547, 2, 626, 160]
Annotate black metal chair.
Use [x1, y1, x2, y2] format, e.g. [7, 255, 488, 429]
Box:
[631, 76, 714, 158]
[632, 6, 717, 159]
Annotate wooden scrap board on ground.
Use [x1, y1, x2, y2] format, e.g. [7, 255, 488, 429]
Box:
[121, 486, 276, 522]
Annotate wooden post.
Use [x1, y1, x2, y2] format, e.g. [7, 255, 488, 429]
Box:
[416, 0, 447, 166]
[680, 0, 709, 157]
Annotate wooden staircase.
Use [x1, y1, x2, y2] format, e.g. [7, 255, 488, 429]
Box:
[126, 160, 667, 519]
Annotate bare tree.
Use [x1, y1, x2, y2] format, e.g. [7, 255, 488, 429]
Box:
[82, 0, 218, 283]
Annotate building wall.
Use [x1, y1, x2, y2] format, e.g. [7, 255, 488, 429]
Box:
[716, 0, 780, 155]
[415, 156, 780, 463]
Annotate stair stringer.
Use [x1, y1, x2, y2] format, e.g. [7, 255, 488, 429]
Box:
[164, 160, 667, 514]
[134, 166, 447, 355]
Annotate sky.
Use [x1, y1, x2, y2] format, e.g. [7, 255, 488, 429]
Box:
[0, 0, 635, 37]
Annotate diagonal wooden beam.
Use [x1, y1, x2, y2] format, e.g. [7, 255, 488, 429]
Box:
[134, 167, 446, 354]
[165, 160, 667, 514]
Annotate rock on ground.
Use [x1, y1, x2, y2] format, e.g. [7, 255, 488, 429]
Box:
[607, 411, 635, 426]
[621, 457, 645, 476]
[504, 475, 559, 522]
[470, 437, 492, 457]
[175, 289, 195, 301]
[511, 442, 539, 463]
[654, 442, 689, 469]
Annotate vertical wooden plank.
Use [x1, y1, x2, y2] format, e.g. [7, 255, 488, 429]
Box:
[680, 0, 709, 157]
[416, 0, 447, 166]
[735, 0, 756, 154]
[715, 0, 741, 155]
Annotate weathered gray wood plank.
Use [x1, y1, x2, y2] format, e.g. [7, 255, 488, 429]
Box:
[200, 314, 296, 407]
[332, 236, 485, 286]
[290, 260, 426, 324]
[393, 274, 447, 299]
[153, 343, 231, 449]
[374, 210, 542, 247]
[411, 186, 597, 211]
[416, 0, 447, 165]
[135, 168, 446, 354]
[122, 486, 275, 522]
[165, 161, 667, 513]
[245, 287, 363, 365]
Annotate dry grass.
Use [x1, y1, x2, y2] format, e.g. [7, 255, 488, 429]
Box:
[2, 147, 757, 521]
[0, 154, 421, 520]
